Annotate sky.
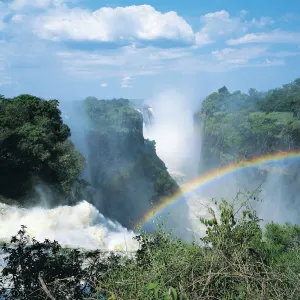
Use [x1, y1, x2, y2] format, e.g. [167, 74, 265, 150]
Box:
[0, 0, 300, 101]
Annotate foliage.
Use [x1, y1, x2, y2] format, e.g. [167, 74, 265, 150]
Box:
[200, 79, 300, 117]
[0, 94, 85, 202]
[258, 78, 300, 115]
[264, 222, 300, 271]
[1, 195, 300, 299]
[0, 225, 88, 299]
[198, 78, 300, 171]
[84, 97, 142, 134]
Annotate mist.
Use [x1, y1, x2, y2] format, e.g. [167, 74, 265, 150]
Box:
[140, 87, 300, 239]
[142, 89, 209, 240]
[1, 85, 298, 252]
[60, 100, 91, 182]
[259, 169, 300, 226]
[145, 89, 201, 177]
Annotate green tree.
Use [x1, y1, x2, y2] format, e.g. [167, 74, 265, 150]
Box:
[0, 94, 85, 201]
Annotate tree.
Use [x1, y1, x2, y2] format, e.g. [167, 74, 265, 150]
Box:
[218, 86, 230, 95]
[0, 226, 90, 299]
[248, 88, 257, 97]
[0, 94, 85, 201]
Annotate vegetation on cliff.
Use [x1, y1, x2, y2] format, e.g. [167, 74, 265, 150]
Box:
[197, 78, 300, 169]
[84, 97, 179, 228]
[0, 94, 178, 217]
[0, 94, 85, 205]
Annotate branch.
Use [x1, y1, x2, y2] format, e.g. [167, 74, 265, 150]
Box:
[38, 273, 56, 300]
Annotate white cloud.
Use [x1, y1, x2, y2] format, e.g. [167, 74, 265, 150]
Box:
[166, 44, 291, 73]
[148, 48, 190, 60]
[33, 5, 195, 44]
[195, 10, 248, 46]
[272, 50, 300, 57]
[212, 47, 268, 61]
[0, 77, 15, 86]
[211, 47, 300, 68]
[121, 75, 132, 88]
[249, 16, 274, 28]
[55, 43, 291, 82]
[9, 0, 70, 10]
[56, 45, 194, 80]
[11, 13, 25, 22]
[195, 31, 214, 46]
[0, 2, 295, 90]
[227, 30, 300, 45]
[170, 53, 285, 74]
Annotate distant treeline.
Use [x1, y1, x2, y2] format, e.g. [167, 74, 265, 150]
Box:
[197, 78, 300, 169]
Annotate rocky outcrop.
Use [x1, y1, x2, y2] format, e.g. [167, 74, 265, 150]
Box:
[84, 97, 179, 228]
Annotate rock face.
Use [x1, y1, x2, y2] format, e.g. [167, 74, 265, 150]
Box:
[84, 97, 179, 229]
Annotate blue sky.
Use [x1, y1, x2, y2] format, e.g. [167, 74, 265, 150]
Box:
[0, 0, 300, 101]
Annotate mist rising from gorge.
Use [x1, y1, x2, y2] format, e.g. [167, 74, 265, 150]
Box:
[144, 90, 201, 178]
[59, 90, 300, 243]
[141, 88, 300, 237]
[0, 84, 299, 252]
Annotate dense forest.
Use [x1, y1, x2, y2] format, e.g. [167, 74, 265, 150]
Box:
[1, 79, 300, 298]
[0, 94, 86, 206]
[197, 78, 300, 170]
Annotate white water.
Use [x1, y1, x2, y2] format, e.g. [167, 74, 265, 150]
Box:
[142, 91, 215, 241]
[0, 94, 213, 257]
[0, 201, 138, 251]
[145, 91, 197, 174]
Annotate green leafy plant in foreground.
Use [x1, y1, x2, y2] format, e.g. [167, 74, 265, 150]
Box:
[1, 193, 300, 299]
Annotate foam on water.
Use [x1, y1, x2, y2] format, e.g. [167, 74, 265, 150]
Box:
[0, 201, 139, 251]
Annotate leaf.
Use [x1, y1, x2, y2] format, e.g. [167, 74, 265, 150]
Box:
[169, 287, 178, 299]
[164, 292, 171, 300]
[154, 288, 159, 300]
[147, 282, 159, 290]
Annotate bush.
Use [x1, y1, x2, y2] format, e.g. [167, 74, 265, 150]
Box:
[1, 194, 300, 299]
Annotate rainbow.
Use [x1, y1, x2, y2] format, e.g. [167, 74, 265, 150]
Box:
[138, 151, 300, 226]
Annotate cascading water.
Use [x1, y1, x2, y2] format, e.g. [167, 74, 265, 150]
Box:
[139, 91, 216, 241]
[0, 200, 139, 290]
[0, 201, 139, 251]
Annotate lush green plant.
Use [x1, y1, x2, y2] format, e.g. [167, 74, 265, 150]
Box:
[0, 94, 85, 202]
[0, 225, 88, 299]
[1, 195, 300, 299]
[197, 78, 300, 174]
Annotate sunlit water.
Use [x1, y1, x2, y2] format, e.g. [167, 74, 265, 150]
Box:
[0, 201, 138, 251]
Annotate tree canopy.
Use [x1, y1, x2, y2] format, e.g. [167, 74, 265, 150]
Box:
[198, 78, 300, 170]
[0, 94, 85, 202]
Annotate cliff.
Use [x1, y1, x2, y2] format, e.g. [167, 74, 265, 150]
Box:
[84, 97, 179, 228]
